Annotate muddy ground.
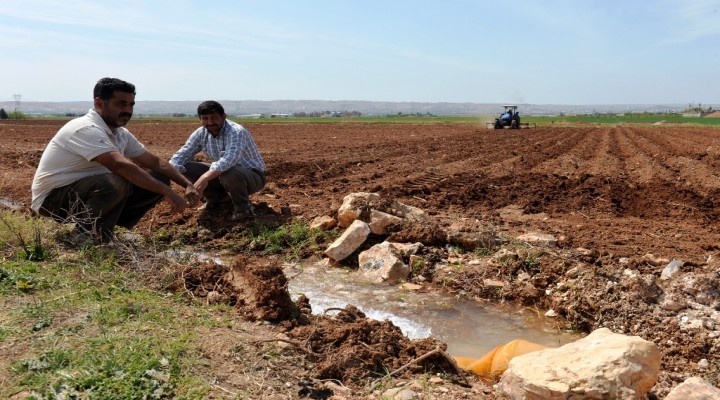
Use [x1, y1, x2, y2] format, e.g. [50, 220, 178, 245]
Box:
[2, 119, 720, 398]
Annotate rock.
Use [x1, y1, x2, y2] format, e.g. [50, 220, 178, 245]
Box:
[660, 293, 687, 311]
[497, 328, 660, 399]
[544, 309, 558, 317]
[493, 248, 519, 264]
[197, 228, 214, 240]
[322, 380, 352, 395]
[445, 219, 498, 248]
[564, 266, 580, 278]
[400, 283, 423, 291]
[310, 215, 337, 231]
[386, 200, 427, 222]
[358, 241, 410, 284]
[679, 314, 705, 330]
[483, 279, 505, 288]
[315, 257, 341, 268]
[390, 242, 423, 257]
[517, 272, 531, 282]
[428, 376, 444, 385]
[516, 232, 557, 246]
[337, 192, 379, 228]
[206, 291, 226, 304]
[664, 376, 720, 400]
[368, 210, 403, 235]
[324, 220, 371, 261]
[381, 387, 418, 400]
[643, 253, 670, 267]
[661, 259, 684, 280]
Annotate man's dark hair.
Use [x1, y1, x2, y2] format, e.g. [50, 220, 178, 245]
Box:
[93, 77, 136, 100]
[197, 101, 225, 116]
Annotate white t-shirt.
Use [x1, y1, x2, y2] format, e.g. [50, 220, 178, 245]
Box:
[31, 109, 146, 212]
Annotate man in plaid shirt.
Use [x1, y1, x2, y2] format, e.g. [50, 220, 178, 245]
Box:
[169, 101, 266, 221]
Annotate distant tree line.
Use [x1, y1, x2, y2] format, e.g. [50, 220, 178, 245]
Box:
[0, 108, 29, 119]
[292, 111, 362, 118]
[386, 112, 437, 117]
[684, 104, 715, 114]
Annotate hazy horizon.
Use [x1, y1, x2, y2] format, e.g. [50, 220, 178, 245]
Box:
[1, 99, 703, 118]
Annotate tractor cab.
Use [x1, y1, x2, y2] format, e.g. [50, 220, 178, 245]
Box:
[494, 105, 521, 129]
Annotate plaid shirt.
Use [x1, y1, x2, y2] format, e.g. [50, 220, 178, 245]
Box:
[170, 119, 265, 173]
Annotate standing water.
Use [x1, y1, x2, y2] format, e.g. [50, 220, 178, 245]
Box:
[286, 261, 580, 359]
[0, 198, 23, 210]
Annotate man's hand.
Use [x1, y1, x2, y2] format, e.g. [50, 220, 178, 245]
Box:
[165, 191, 188, 214]
[185, 185, 201, 207]
[194, 169, 222, 200]
[194, 176, 209, 199]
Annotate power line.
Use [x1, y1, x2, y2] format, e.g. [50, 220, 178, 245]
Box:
[13, 93, 22, 113]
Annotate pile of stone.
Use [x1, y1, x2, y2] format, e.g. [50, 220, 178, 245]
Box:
[311, 192, 428, 284]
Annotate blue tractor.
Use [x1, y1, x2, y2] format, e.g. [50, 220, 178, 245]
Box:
[493, 105, 521, 129]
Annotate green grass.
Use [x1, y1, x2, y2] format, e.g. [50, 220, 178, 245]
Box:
[231, 115, 484, 124]
[524, 114, 720, 126]
[219, 221, 337, 261]
[0, 210, 338, 398]
[0, 212, 215, 399]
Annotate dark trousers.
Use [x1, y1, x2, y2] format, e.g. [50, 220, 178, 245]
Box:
[39, 172, 168, 242]
[182, 161, 265, 212]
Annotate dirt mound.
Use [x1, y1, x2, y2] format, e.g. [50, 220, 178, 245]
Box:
[172, 257, 466, 390]
[286, 305, 464, 388]
[169, 255, 294, 321]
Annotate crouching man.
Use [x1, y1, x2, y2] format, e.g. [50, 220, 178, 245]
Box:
[169, 101, 266, 222]
[31, 77, 200, 244]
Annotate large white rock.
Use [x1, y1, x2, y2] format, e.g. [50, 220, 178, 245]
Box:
[498, 328, 660, 400]
[389, 242, 423, 257]
[665, 377, 720, 400]
[387, 200, 427, 222]
[310, 215, 337, 231]
[368, 209, 403, 235]
[324, 220, 371, 261]
[359, 241, 410, 284]
[337, 192, 380, 228]
[516, 232, 557, 246]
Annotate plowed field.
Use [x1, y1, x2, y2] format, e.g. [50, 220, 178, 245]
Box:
[4, 120, 719, 262]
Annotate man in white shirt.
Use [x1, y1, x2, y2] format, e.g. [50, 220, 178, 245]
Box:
[31, 77, 200, 244]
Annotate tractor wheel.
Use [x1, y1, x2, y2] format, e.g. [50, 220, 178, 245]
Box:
[494, 120, 502, 129]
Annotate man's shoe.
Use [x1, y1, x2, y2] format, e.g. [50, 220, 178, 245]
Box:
[59, 229, 102, 248]
[201, 196, 232, 211]
[231, 209, 253, 222]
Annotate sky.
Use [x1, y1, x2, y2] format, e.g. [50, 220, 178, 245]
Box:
[1, 0, 719, 105]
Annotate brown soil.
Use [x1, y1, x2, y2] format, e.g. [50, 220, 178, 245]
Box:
[2, 119, 720, 398]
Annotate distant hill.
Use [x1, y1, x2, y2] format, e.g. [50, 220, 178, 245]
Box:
[0, 100, 692, 117]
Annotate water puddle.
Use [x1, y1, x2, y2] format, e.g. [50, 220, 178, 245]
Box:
[0, 197, 23, 210]
[285, 261, 581, 358]
[180, 250, 581, 359]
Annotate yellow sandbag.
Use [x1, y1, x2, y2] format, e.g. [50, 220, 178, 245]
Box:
[453, 339, 547, 376]
[452, 356, 481, 370]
